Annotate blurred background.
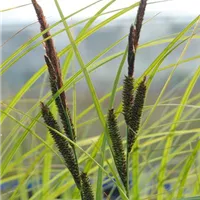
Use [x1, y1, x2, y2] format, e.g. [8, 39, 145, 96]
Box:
[1, 0, 200, 99]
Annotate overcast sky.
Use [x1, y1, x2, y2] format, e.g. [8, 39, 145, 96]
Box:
[1, 0, 200, 24]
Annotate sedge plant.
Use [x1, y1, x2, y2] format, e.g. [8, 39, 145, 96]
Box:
[1, 0, 200, 200]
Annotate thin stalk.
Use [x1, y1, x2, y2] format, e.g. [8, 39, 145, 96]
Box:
[126, 127, 130, 198]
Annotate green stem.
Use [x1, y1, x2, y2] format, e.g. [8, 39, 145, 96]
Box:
[126, 126, 130, 198]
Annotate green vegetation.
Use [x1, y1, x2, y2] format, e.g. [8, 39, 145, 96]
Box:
[1, 0, 200, 199]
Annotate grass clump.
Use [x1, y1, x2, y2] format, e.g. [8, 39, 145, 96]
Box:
[1, 0, 200, 199]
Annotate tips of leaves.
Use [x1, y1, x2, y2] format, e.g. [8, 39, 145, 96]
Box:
[80, 172, 94, 200]
[127, 77, 146, 153]
[40, 102, 81, 188]
[107, 109, 127, 189]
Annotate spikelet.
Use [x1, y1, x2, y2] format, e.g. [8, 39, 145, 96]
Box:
[44, 55, 76, 143]
[128, 25, 136, 77]
[80, 172, 94, 200]
[135, 0, 147, 47]
[122, 76, 134, 127]
[40, 102, 81, 189]
[32, 0, 76, 144]
[127, 77, 146, 153]
[31, 0, 64, 104]
[127, 0, 147, 77]
[107, 109, 127, 189]
[124, 0, 147, 153]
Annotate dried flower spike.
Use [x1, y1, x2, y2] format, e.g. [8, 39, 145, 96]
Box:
[128, 0, 147, 77]
[135, 0, 147, 46]
[107, 109, 127, 189]
[32, 0, 76, 144]
[31, 0, 65, 105]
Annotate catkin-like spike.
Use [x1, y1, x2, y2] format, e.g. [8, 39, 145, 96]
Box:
[80, 172, 94, 200]
[44, 55, 57, 81]
[44, 55, 76, 143]
[128, 77, 146, 153]
[40, 102, 81, 189]
[135, 0, 147, 48]
[32, 0, 76, 144]
[32, 0, 65, 107]
[107, 109, 127, 189]
[122, 76, 134, 126]
[128, 0, 147, 77]
[128, 25, 136, 77]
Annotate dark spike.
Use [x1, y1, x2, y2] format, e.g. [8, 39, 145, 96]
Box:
[135, 0, 147, 48]
[127, 0, 147, 77]
[44, 55, 76, 144]
[107, 109, 127, 190]
[80, 172, 94, 200]
[32, 0, 76, 144]
[40, 102, 81, 189]
[128, 25, 136, 77]
[122, 76, 134, 126]
[31, 0, 65, 106]
[128, 77, 146, 153]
